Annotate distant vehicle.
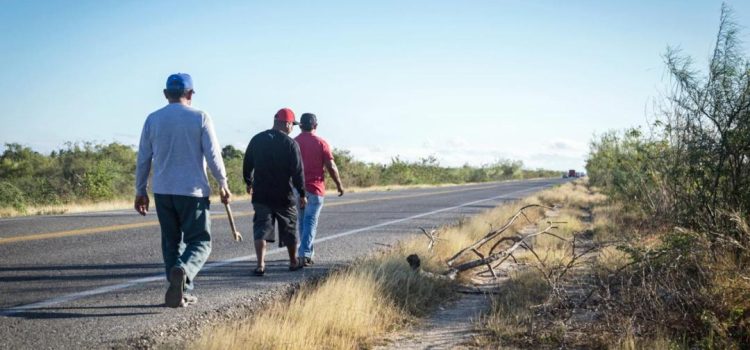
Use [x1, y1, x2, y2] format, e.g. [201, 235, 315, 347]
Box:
[568, 169, 577, 178]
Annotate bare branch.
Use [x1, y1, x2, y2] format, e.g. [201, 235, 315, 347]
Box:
[446, 204, 554, 266]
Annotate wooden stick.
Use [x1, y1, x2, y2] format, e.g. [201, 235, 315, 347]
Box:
[224, 204, 243, 242]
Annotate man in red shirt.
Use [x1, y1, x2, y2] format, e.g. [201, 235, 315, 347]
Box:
[294, 113, 344, 266]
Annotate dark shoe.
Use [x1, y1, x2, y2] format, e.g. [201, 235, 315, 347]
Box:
[289, 262, 303, 271]
[253, 266, 266, 276]
[301, 257, 314, 267]
[165, 267, 186, 308]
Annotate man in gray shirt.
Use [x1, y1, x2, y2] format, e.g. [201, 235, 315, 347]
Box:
[134, 73, 231, 308]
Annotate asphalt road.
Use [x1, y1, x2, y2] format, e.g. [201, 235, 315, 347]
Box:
[0, 178, 565, 349]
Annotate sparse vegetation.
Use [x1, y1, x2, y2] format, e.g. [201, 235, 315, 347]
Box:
[581, 4, 750, 347]
[192, 181, 559, 349]
[474, 7, 750, 347]
[474, 181, 609, 348]
[0, 143, 557, 217]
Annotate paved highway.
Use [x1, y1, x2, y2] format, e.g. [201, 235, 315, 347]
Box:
[0, 178, 564, 349]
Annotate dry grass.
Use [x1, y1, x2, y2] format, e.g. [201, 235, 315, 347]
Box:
[476, 180, 750, 348]
[614, 330, 681, 350]
[481, 270, 551, 344]
[476, 181, 612, 347]
[0, 200, 134, 217]
[434, 200, 546, 274]
[194, 197, 528, 349]
[527, 181, 606, 209]
[193, 180, 613, 349]
[192, 248, 456, 349]
[192, 182, 563, 349]
[592, 245, 633, 286]
[194, 270, 403, 350]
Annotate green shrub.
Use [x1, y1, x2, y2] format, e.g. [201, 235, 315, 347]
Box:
[0, 181, 26, 211]
[584, 5, 750, 346]
[0, 141, 557, 208]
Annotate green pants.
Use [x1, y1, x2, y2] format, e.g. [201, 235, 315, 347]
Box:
[154, 194, 212, 290]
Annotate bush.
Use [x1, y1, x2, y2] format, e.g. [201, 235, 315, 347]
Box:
[587, 4, 750, 238]
[0, 181, 26, 211]
[585, 5, 750, 346]
[0, 141, 557, 209]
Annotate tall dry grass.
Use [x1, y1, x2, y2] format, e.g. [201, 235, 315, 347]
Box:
[193, 244, 460, 350]
[477, 179, 750, 348]
[194, 270, 403, 350]
[194, 181, 600, 349]
[193, 185, 544, 349]
[476, 180, 612, 347]
[482, 270, 551, 343]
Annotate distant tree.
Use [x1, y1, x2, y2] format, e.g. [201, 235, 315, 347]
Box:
[0, 143, 49, 179]
[222, 145, 244, 160]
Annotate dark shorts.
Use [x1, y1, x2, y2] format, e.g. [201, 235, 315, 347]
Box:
[252, 203, 298, 247]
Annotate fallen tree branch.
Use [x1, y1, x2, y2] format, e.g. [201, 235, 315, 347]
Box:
[445, 224, 558, 279]
[445, 204, 554, 266]
[419, 226, 439, 252]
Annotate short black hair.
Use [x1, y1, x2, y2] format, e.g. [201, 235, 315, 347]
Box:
[164, 88, 190, 99]
[300, 113, 317, 131]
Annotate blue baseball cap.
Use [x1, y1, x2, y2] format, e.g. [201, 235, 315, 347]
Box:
[165, 73, 194, 91]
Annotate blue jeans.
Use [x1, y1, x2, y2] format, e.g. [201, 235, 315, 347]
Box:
[297, 194, 324, 258]
[154, 194, 212, 291]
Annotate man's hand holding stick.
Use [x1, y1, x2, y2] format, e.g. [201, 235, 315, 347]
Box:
[220, 187, 241, 242]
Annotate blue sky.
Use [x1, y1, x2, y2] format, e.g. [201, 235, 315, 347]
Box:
[1, 1, 748, 170]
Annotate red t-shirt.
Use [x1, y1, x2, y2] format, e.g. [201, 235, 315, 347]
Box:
[294, 131, 334, 196]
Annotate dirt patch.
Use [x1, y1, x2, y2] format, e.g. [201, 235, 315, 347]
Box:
[375, 289, 493, 350]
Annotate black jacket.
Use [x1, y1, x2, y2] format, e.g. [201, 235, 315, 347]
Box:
[243, 129, 306, 207]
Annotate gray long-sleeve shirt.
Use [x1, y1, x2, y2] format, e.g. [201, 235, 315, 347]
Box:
[135, 103, 228, 197]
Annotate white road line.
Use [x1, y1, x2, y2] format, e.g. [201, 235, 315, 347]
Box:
[0, 185, 547, 316]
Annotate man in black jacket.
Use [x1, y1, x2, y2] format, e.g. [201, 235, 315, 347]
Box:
[243, 108, 307, 276]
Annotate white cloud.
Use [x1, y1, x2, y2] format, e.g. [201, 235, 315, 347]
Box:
[344, 137, 587, 171]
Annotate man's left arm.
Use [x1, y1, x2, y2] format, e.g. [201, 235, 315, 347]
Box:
[322, 140, 344, 196]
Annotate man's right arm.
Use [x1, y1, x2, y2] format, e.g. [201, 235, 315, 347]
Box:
[289, 141, 307, 208]
[134, 118, 152, 215]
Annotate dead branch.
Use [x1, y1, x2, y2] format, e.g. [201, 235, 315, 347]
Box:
[445, 204, 554, 266]
[419, 226, 439, 252]
[470, 248, 499, 278]
[487, 235, 523, 257]
[445, 224, 558, 279]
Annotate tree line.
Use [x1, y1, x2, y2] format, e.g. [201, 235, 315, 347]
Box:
[0, 141, 558, 213]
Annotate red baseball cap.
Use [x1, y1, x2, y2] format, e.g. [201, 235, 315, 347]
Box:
[274, 108, 298, 125]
